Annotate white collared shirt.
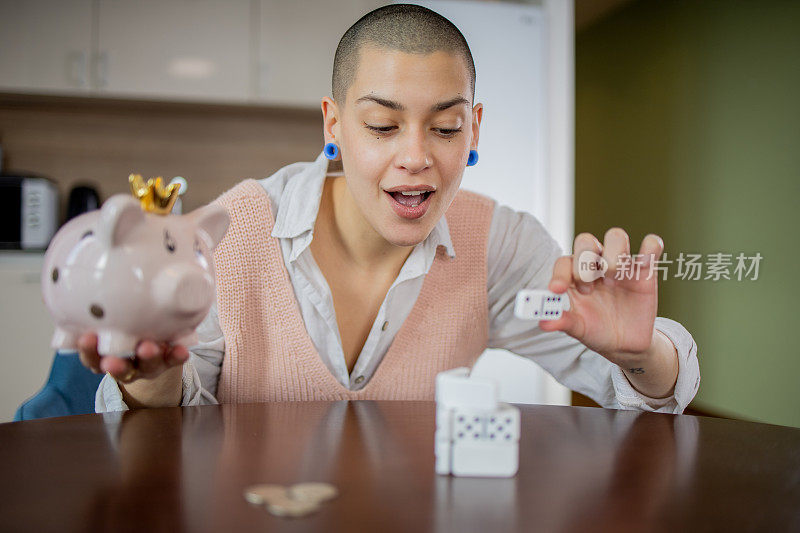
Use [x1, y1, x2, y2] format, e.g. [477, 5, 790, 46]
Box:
[97, 151, 700, 413]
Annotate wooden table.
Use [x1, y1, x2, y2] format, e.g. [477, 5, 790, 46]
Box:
[1, 402, 799, 532]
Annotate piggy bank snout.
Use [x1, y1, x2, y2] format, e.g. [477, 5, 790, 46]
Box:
[153, 267, 214, 315]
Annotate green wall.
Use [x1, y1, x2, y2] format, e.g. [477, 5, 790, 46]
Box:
[576, 0, 800, 427]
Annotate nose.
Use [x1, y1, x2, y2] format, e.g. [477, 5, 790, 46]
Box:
[152, 265, 214, 315]
[397, 127, 432, 174]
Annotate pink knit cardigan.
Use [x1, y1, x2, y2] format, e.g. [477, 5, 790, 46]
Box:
[212, 179, 494, 402]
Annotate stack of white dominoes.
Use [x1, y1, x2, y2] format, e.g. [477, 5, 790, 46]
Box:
[435, 367, 521, 477]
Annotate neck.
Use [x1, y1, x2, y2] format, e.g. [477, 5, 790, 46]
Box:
[316, 176, 413, 272]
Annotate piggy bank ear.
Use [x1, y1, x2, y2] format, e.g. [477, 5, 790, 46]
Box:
[192, 203, 230, 250]
[97, 195, 145, 247]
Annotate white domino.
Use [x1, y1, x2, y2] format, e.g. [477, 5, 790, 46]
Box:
[514, 289, 568, 321]
[435, 439, 452, 475]
[434, 367, 521, 478]
[435, 406, 454, 440]
[435, 367, 497, 411]
[485, 403, 520, 443]
[452, 407, 488, 442]
[451, 441, 518, 478]
[450, 403, 519, 444]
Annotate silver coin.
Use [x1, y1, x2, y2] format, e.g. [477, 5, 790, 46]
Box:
[266, 494, 321, 518]
[288, 482, 338, 503]
[243, 484, 287, 505]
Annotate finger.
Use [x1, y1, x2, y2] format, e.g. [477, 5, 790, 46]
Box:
[548, 255, 573, 293]
[572, 232, 603, 294]
[602, 227, 630, 280]
[164, 344, 190, 367]
[99, 355, 135, 382]
[538, 309, 580, 338]
[78, 332, 101, 373]
[134, 340, 165, 376]
[637, 233, 665, 280]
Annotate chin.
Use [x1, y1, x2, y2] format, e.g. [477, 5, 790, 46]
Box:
[382, 225, 431, 248]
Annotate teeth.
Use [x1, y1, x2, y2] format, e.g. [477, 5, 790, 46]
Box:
[400, 191, 425, 196]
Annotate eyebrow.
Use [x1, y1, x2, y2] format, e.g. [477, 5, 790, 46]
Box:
[355, 95, 470, 113]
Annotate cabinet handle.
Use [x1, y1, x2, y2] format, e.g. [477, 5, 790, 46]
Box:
[93, 52, 109, 89]
[66, 51, 87, 88]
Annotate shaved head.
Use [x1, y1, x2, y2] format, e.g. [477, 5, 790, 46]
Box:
[332, 4, 476, 107]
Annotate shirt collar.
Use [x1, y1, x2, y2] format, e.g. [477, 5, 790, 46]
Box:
[271, 150, 330, 240]
[271, 150, 456, 261]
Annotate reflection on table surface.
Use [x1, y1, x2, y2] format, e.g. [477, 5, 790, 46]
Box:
[1, 402, 799, 532]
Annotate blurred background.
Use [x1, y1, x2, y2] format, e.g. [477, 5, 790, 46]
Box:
[0, 0, 797, 426]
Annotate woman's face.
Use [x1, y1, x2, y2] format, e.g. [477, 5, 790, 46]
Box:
[322, 46, 482, 248]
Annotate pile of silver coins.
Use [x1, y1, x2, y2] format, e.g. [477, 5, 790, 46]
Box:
[244, 482, 339, 518]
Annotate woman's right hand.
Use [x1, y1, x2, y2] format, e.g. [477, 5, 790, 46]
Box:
[78, 332, 190, 384]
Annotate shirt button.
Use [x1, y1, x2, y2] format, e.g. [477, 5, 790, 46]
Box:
[381, 321, 388, 331]
[355, 375, 365, 385]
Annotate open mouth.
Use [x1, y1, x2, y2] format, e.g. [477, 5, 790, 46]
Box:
[384, 190, 435, 220]
[387, 190, 433, 207]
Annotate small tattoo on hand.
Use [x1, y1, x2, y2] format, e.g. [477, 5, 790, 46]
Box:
[629, 367, 645, 375]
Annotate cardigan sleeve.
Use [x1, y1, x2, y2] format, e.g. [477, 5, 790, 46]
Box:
[485, 203, 700, 413]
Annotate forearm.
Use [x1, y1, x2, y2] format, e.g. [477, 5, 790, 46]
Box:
[619, 329, 679, 399]
[118, 366, 183, 409]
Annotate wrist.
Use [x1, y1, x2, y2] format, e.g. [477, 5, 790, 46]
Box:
[119, 365, 184, 409]
[618, 329, 679, 399]
[606, 328, 663, 368]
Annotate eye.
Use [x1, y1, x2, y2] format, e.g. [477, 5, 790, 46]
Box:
[365, 124, 396, 134]
[193, 238, 202, 257]
[435, 128, 462, 138]
[164, 230, 176, 253]
[364, 124, 462, 138]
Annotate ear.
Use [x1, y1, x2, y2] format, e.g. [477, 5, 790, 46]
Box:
[97, 195, 145, 248]
[321, 96, 341, 150]
[191, 203, 230, 250]
[470, 102, 483, 150]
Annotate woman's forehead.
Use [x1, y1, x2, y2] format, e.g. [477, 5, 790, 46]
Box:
[354, 93, 470, 116]
[349, 47, 472, 109]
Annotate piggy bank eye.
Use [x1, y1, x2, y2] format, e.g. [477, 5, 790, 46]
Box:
[193, 238, 202, 257]
[164, 230, 176, 253]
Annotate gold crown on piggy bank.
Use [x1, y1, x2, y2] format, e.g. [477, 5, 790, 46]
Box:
[128, 174, 181, 215]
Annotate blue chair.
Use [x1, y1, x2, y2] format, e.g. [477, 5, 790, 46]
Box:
[14, 351, 104, 421]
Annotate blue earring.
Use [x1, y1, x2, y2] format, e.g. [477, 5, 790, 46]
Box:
[467, 149, 479, 166]
[324, 142, 339, 160]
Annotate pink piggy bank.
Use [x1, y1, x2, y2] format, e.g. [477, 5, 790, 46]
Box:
[41, 194, 229, 357]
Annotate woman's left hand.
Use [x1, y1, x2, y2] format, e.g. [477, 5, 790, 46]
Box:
[540, 227, 666, 368]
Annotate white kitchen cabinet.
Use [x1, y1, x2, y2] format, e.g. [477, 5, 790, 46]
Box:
[95, 0, 252, 102]
[0, 253, 56, 423]
[0, 0, 384, 107]
[0, 0, 93, 94]
[257, 0, 382, 107]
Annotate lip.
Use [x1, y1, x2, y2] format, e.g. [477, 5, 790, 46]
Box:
[383, 184, 436, 193]
[384, 190, 434, 220]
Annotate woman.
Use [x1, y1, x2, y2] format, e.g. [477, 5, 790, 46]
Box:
[84, 4, 699, 413]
